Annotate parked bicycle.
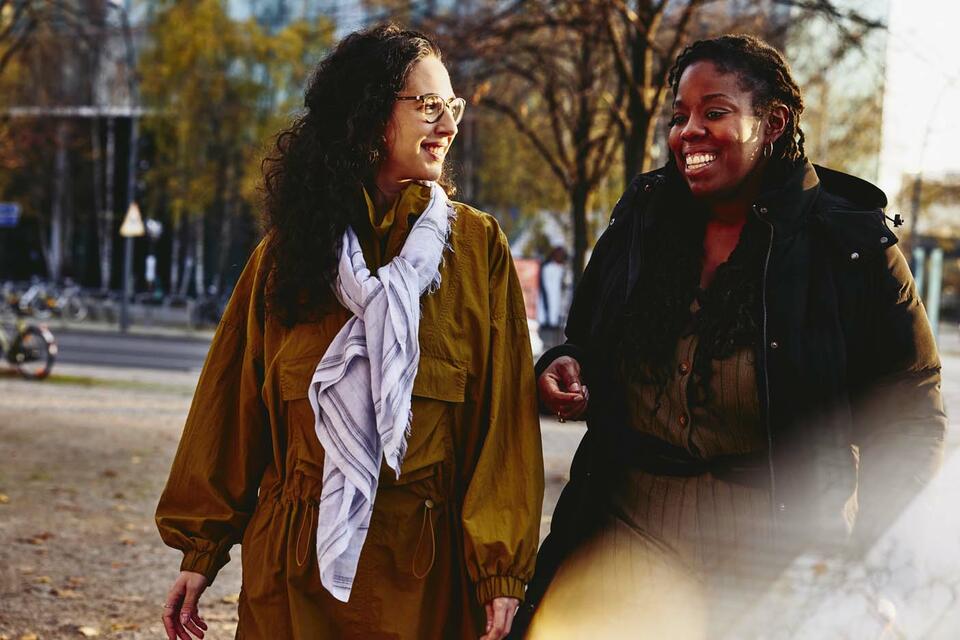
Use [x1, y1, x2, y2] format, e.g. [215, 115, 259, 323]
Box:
[0, 318, 57, 379]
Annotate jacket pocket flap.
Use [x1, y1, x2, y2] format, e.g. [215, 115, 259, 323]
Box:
[279, 354, 323, 401]
[413, 356, 467, 403]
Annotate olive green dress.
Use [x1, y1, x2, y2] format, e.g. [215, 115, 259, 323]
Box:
[529, 316, 773, 638]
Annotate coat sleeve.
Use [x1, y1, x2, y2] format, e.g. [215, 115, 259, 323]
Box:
[851, 243, 947, 547]
[460, 221, 544, 605]
[155, 243, 272, 585]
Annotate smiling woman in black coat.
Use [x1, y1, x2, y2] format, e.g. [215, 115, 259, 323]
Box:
[515, 34, 946, 638]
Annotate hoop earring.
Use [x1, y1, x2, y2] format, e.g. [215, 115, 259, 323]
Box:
[763, 142, 774, 159]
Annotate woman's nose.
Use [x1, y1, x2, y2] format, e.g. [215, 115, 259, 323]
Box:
[435, 106, 458, 137]
[679, 115, 705, 140]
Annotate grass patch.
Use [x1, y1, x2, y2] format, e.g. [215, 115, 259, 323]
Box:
[44, 374, 194, 395]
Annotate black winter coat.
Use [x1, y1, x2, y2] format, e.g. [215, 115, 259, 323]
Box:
[516, 160, 946, 630]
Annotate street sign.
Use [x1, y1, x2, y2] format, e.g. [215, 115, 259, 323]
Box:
[119, 201, 145, 237]
[0, 202, 21, 228]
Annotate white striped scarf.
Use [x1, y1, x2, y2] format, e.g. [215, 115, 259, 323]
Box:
[307, 182, 453, 602]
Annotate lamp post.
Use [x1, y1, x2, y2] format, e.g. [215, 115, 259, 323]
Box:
[108, 0, 141, 332]
[119, 201, 145, 331]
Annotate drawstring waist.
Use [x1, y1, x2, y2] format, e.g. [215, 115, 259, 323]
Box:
[412, 499, 436, 578]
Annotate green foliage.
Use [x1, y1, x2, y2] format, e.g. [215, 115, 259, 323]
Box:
[139, 0, 333, 228]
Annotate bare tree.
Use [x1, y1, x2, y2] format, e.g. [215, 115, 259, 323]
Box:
[448, 1, 622, 281]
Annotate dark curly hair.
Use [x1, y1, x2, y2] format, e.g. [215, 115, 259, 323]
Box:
[622, 34, 807, 408]
[261, 24, 452, 326]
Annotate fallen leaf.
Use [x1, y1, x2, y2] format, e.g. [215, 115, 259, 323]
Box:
[19, 634, 39, 640]
[65, 576, 86, 587]
[113, 504, 128, 512]
[18, 565, 35, 573]
[811, 561, 829, 577]
[77, 627, 99, 637]
[117, 537, 136, 546]
[110, 562, 127, 570]
[123, 523, 138, 531]
[130, 456, 142, 464]
[34, 575, 52, 584]
[109, 623, 139, 632]
[113, 492, 126, 500]
[221, 593, 240, 604]
[0, 493, 9, 504]
[101, 469, 117, 478]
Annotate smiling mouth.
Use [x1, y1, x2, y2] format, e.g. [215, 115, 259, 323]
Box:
[684, 152, 717, 172]
[422, 143, 447, 161]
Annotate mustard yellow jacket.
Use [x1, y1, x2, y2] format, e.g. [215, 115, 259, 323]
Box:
[156, 184, 544, 638]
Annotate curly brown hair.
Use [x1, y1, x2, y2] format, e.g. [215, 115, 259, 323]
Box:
[261, 24, 452, 326]
[623, 34, 808, 408]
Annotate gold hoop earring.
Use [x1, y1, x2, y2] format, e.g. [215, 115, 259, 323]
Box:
[763, 142, 774, 159]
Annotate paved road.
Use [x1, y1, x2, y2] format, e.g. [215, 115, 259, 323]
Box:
[45, 326, 211, 371]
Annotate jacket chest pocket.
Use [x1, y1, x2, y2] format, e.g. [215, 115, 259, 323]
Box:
[380, 354, 466, 488]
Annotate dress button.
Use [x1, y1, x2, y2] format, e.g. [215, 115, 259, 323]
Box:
[850, 251, 860, 261]
[769, 340, 779, 349]
[678, 361, 690, 375]
[678, 414, 689, 427]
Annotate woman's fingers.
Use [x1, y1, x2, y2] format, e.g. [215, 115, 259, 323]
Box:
[480, 597, 519, 640]
[539, 356, 588, 416]
[162, 573, 208, 640]
[162, 583, 185, 640]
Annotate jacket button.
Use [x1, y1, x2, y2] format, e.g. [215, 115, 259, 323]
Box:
[777, 502, 787, 512]
[880, 236, 889, 244]
[643, 183, 653, 192]
[678, 361, 690, 375]
[424, 499, 435, 509]
[759, 206, 768, 215]
[850, 252, 860, 261]
[769, 340, 779, 349]
[609, 217, 616, 226]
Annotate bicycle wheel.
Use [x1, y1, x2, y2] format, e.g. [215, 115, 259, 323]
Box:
[11, 326, 56, 380]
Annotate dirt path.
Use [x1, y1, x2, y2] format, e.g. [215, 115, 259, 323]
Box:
[0, 367, 243, 639]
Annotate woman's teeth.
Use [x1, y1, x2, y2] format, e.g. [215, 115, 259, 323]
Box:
[423, 144, 446, 160]
[685, 152, 716, 170]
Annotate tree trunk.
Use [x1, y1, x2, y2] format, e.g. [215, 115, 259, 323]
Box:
[170, 213, 183, 294]
[570, 182, 589, 287]
[213, 162, 237, 292]
[103, 117, 116, 291]
[47, 120, 68, 282]
[193, 213, 205, 296]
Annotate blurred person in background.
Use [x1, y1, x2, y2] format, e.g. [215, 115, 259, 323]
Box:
[156, 24, 543, 640]
[537, 246, 568, 349]
[518, 34, 946, 638]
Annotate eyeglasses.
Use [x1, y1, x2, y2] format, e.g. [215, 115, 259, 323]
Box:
[395, 93, 466, 125]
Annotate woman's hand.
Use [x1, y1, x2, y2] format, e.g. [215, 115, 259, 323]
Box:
[481, 596, 519, 640]
[162, 571, 210, 640]
[538, 356, 588, 421]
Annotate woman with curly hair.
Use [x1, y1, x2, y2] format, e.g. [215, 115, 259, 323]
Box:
[515, 34, 945, 637]
[156, 24, 543, 640]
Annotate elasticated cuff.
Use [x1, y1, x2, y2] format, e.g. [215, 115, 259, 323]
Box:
[475, 575, 527, 605]
[180, 548, 229, 586]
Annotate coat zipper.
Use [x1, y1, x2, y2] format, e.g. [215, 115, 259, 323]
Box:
[754, 204, 778, 523]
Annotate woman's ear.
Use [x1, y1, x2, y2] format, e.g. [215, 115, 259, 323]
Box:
[765, 103, 789, 145]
